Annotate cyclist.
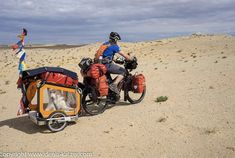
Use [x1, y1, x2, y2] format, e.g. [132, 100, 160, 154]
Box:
[99, 32, 131, 94]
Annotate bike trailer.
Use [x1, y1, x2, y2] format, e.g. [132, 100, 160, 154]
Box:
[20, 67, 81, 132]
[28, 83, 82, 132]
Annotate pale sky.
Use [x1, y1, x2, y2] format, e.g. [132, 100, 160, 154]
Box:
[0, 0, 234, 44]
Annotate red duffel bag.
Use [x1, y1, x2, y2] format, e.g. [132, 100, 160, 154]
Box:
[132, 74, 146, 93]
[41, 72, 78, 86]
[87, 64, 107, 79]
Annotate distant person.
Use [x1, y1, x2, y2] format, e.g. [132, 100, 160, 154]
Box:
[94, 32, 131, 94]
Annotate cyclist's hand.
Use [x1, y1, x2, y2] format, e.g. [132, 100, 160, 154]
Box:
[115, 56, 125, 64]
[119, 51, 132, 61]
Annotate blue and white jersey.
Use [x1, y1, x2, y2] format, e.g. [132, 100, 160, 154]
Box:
[102, 41, 120, 60]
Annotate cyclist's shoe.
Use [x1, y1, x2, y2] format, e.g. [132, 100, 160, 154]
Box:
[109, 83, 119, 94]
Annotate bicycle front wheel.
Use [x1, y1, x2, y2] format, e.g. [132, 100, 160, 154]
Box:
[126, 86, 146, 104]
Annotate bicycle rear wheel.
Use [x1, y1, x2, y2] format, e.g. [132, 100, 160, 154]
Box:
[82, 88, 107, 115]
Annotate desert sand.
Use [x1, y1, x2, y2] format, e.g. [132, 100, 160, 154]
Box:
[0, 34, 235, 158]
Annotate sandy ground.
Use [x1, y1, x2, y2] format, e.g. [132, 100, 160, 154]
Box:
[0, 34, 235, 158]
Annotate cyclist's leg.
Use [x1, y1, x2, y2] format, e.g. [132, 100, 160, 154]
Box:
[106, 63, 126, 76]
[106, 63, 126, 93]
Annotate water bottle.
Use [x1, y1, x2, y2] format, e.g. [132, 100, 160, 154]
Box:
[98, 56, 103, 63]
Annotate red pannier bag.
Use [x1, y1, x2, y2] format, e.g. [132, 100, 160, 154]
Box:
[91, 75, 109, 96]
[132, 74, 146, 93]
[87, 64, 107, 79]
[41, 72, 78, 86]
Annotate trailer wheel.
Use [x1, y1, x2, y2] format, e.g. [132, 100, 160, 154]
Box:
[47, 111, 67, 132]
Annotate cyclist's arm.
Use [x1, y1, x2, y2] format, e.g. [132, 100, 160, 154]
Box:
[118, 51, 131, 61]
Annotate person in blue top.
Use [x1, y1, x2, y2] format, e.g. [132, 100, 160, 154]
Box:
[101, 32, 131, 94]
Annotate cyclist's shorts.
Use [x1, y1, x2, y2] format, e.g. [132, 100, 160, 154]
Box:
[105, 63, 126, 76]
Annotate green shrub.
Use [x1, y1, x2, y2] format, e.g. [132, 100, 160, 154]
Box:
[155, 96, 168, 102]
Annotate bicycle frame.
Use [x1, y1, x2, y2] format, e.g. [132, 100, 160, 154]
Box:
[106, 67, 133, 102]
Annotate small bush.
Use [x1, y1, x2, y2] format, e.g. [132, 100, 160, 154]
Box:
[204, 128, 216, 135]
[177, 49, 182, 53]
[157, 117, 167, 122]
[155, 96, 168, 102]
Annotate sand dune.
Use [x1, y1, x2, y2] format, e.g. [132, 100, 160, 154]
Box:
[0, 34, 235, 158]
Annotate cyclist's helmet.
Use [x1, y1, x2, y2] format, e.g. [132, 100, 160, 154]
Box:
[109, 32, 121, 42]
